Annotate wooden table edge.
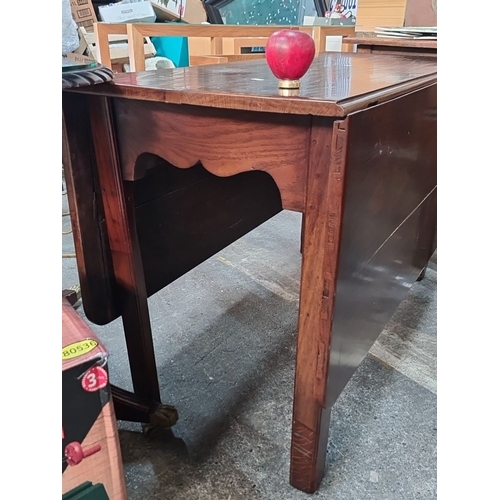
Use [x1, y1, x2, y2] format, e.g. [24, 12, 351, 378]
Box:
[343, 37, 437, 49]
[65, 73, 437, 118]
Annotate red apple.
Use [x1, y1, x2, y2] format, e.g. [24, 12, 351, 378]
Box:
[265, 30, 316, 82]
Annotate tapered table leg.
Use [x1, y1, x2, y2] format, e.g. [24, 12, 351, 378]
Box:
[290, 118, 347, 493]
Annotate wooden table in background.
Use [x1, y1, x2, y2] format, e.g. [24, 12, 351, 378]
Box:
[342, 35, 437, 57]
[62, 53, 437, 493]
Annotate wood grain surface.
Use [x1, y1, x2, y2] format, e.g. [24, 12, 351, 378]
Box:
[343, 36, 437, 49]
[70, 53, 436, 117]
[112, 99, 310, 210]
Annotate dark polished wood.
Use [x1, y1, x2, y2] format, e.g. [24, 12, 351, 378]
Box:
[343, 36, 437, 58]
[132, 161, 283, 297]
[326, 85, 436, 402]
[63, 92, 118, 326]
[63, 53, 437, 494]
[72, 53, 436, 116]
[290, 117, 348, 492]
[112, 99, 310, 210]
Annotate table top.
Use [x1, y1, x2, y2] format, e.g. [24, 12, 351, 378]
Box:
[72, 53, 437, 117]
[343, 36, 438, 50]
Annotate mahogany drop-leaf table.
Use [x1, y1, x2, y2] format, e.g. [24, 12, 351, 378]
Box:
[62, 53, 437, 493]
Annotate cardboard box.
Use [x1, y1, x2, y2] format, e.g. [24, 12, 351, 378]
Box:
[404, 0, 437, 27]
[71, 0, 98, 31]
[151, 0, 207, 24]
[62, 297, 127, 500]
[98, 1, 157, 23]
[355, 0, 407, 31]
[63, 52, 97, 65]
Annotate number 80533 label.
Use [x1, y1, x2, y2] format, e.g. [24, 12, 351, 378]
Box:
[62, 339, 99, 360]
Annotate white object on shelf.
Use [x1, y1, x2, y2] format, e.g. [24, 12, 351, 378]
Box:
[326, 36, 343, 52]
[98, 0, 157, 23]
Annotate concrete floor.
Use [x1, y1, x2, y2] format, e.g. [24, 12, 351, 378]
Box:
[63, 194, 437, 499]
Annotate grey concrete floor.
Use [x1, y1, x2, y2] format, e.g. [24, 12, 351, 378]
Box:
[63, 192, 437, 499]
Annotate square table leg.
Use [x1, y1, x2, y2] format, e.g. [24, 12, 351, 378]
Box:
[290, 118, 347, 493]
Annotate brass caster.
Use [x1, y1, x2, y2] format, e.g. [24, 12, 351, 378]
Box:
[142, 403, 179, 436]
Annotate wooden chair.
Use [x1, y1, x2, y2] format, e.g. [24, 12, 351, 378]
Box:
[79, 26, 156, 72]
[93, 23, 356, 71]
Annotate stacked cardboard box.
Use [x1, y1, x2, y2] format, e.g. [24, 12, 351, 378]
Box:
[70, 0, 98, 30]
[71, 1, 207, 29]
[96, 0, 207, 24]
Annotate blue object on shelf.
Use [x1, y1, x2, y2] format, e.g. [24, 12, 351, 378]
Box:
[151, 35, 189, 68]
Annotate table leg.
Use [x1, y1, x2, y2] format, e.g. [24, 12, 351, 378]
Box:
[88, 95, 178, 430]
[416, 267, 427, 281]
[414, 188, 437, 282]
[290, 118, 347, 493]
[300, 214, 305, 254]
